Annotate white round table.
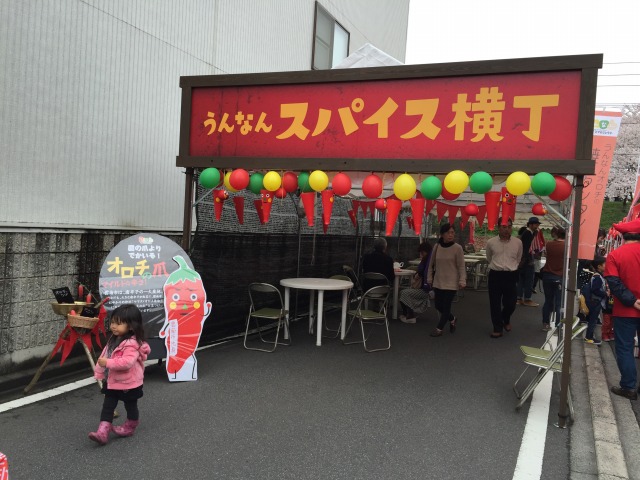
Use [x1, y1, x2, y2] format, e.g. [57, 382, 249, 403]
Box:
[280, 278, 353, 346]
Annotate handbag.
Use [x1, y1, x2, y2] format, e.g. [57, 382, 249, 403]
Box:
[411, 273, 422, 289]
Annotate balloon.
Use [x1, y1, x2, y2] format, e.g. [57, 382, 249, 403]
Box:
[298, 171, 313, 193]
[229, 169, 250, 191]
[275, 187, 288, 199]
[263, 171, 282, 192]
[199, 168, 221, 189]
[224, 171, 239, 193]
[469, 171, 493, 194]
[464, 204, 479, 216]
[420, 176, 442, 200]
[248, 172, 264, 194]
[505, 171, 531, 196]
[375, 198, 387, 211]
[282, 171, 298, 193]
[441, 186, 460, 201]
[532, 203, 547, 215]
[393, 173, 417, 201]
[331, 172, 352, 196]
[549, 176, 572, 201]
[362, 174, 383, 199]
[530, 172, 556, 196]
[443, 170, 469, 195]
[309, 170, 329, 192]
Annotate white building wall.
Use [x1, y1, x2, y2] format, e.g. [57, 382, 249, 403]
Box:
[0, 0, 409, 231]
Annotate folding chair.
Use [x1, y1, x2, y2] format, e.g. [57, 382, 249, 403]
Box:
[513, 317, 582, 397]
[342, 265, 363, 301]
[243, 283, 290, 352]
[514, 320, 588, 416]
[343, 285, 391, 352]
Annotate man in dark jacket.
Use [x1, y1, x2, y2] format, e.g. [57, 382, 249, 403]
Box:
[516, 217, 540, 307]
[362, 237, 395, 291]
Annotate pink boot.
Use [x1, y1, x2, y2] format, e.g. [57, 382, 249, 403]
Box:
[112, 419, 139, 437]
[88, 421, 112, 445]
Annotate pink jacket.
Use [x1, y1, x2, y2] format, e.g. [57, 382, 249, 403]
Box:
[94, 337, 151, 390]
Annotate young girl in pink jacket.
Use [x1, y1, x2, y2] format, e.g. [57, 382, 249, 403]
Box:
[89, 304, 151, 445]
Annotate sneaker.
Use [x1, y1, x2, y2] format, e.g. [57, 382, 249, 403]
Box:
[611, 386, 638, 401]
[542, 324, 552, 332]
[523, 300, 539, 307]
[604, 337, 615, 342]
[584, 338, 602, 345]
[401, 317, 416, 324]
[429, 328, 443, 337]
[516, 299, 524, 305]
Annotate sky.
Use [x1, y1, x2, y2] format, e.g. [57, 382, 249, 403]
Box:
[405, 0, 640, 107]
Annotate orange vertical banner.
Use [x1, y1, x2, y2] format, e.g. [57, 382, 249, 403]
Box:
[578, 111, 622, 259]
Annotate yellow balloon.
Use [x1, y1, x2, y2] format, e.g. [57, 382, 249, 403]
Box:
[505, 171, 531, 196]
[309, 170, 329, 192]
[224, 171, 239, 193]
[393, 174, 417, 201]
[263, 171, 282, 192]
[443, 170, 469, 194]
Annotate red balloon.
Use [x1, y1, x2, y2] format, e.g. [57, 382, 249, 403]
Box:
[215, 190, 229, 200]
[362, 174, 383, 199]
[532, 203, 547, 216]
[549, 176, 572, 201]
[229, 169, 250, 190]
[463, 203, 479, 216]
[275, 187, 288, 199]
[331, 172, 352, 196]
[441, 186, 460, 201]
[375, 198, 387, 211]
[282, 171, 298, 193]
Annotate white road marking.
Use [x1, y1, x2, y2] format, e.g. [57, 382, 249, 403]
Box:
[512, 336, 557, 480]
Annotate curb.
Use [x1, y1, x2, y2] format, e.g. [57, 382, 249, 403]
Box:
[599, 343, 640, 480]
[583, 341, 628, 478]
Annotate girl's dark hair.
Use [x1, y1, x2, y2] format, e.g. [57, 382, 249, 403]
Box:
[591, 256, 606, 270]
[440, 223, 453, 235]
[109, 303, 145, 344]
[418, 241, 433, 255]
[555, 227, 566, 239]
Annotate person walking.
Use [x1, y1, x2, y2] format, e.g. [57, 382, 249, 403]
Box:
[603, 218, 640, 400]
[540, 226, 565, 331]
[399, 241, 433, 324]
[427, 223, 466, 337]
[89, 304, 151, 445]
[516, 217, 541, 307]
[485, 218, 523, 338]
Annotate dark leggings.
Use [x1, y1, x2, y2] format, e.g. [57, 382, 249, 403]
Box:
[99, 386, 143, 422]
[434, 288, 456, 330]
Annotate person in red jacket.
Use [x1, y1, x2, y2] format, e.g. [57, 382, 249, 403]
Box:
[90, 304, 151, 445]
[603, 218, 640, 401]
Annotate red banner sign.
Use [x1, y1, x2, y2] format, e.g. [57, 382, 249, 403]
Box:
[189, 72, 580, 161]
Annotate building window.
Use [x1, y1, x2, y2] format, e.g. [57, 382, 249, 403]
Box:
[313, 3, 349, 69]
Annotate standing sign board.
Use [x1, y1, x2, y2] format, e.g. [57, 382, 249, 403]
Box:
[99, 234, 211, 382]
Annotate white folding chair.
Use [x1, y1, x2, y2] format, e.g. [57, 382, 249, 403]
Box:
[243, 283, 290, 352]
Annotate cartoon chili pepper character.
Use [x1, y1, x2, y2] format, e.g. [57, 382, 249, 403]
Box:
[159, 255, 211, 381]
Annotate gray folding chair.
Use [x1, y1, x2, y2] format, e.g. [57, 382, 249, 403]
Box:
[321, 274, 354, 338]
[343, 285, 391, 352]
[243, 283, 290, 352]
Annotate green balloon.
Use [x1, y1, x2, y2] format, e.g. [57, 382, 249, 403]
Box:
[420, 176, 442, 200]
[531, 172, 556, 196]
[248, 172, 264, 194]
[298, 171, 313, 193]
[469, 171, 493, 194]
[199, 168, 220, 189]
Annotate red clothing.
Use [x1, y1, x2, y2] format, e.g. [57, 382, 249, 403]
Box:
[603, 242, 640, 318]
[542, 240, 565, 276]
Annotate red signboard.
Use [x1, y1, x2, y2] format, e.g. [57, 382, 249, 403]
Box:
[190, 72, 580, 161]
